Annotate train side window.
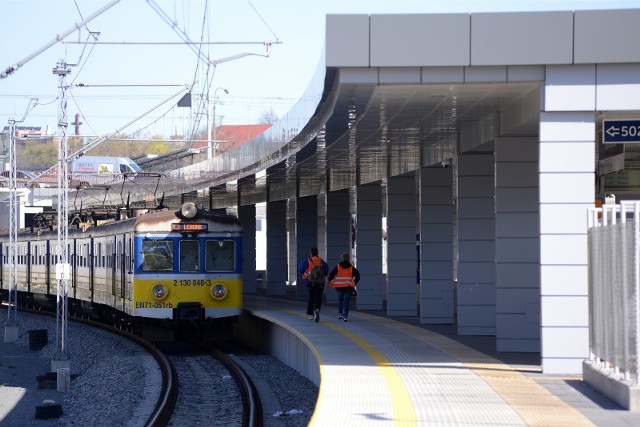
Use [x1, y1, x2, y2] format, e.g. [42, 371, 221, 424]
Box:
[142, 240, 173, 271]
[205, 240, 235, 272]
[179, 240, 199, 272]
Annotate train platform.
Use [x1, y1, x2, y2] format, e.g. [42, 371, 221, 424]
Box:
[241, 294, 640, 427]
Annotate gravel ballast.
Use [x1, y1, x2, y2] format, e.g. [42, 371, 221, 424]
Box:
[1, 308, 318, 426]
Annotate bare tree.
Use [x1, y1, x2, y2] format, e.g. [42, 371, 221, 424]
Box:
[258, 108, 279, 125]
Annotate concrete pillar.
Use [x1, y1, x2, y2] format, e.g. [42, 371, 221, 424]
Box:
[540, 65, 596, 373]
[296, 196, 318, 300]
[457, 153, 496, 335]
[386, 173, 417, 316]
[266, 200, 287, 296]
[326, 189, 350, 304]
[238, 204, 257, 294]
[317, 193, 327, 259]
[495, 137, 540, 351]
[356, 182, 384, 310]
[287, 199, 297, 288]
[419, 167, 454, 324]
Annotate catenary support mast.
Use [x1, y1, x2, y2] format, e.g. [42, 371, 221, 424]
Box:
[52, 61, 72, 383]
[3, 118, 18, 343]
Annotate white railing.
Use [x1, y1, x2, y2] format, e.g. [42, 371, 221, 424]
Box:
[587, 201, 640, 384]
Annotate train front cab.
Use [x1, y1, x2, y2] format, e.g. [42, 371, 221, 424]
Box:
[132, 215, 242, 341]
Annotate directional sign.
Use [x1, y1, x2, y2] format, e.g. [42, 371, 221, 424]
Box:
[603, 119, 640, 143]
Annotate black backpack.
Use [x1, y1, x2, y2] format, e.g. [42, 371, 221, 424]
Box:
[308, 258, 326, 284]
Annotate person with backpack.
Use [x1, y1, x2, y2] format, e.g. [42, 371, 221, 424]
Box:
[328, 252, 360, 322]
[298, 247, 329, 323]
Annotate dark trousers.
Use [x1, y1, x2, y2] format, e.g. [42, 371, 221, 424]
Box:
[336, 287, 351, 317]
[306, 282, 324, 315]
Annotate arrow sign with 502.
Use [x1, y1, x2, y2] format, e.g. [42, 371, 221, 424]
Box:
[603, 119, 640, 143]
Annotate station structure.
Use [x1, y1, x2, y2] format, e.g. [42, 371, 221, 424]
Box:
[10, 8, 640, 376]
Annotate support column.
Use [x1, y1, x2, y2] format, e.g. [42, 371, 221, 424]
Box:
[495, 137, 540, 351]
[296, 195, 318, 300]
[287, 199, 297, 288]
[317, 193, 327, 258]
[238, 204, 257, 294]
[419, 167, 454, 324]
[457, 153, 496, 335]
[539, 65, 596, 374]
[539, 113, 594, 373]
[356, 182, 383, 310]
[326, 189, 350, 305]
[386, 173, 417, 316]
[266, 200, 287, 296]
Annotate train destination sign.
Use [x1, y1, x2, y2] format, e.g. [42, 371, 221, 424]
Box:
[171, 223, 208, 231]
[603, 119, 640, 143]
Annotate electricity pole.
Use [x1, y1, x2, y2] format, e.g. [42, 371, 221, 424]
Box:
[3, 118, 18, 343]
[52, 61, 72, 390]
[4, 97, 37, 344]
[208, 87, 228, 159]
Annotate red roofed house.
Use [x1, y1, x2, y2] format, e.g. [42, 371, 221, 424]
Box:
[193, 124, 272, 152]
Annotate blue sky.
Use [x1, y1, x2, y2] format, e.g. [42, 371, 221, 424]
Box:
[1, 0, 638, 141]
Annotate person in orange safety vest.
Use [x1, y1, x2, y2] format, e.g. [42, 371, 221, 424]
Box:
[328, 252, 360, 322]
[298, 247, 329, 323]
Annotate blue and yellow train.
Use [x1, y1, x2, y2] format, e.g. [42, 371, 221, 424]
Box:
[0, 202, 243, 341]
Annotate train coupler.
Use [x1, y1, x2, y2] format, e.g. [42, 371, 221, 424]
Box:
[176, 302, 202, 321]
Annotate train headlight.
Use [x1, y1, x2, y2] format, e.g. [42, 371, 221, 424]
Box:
[152, 283, 169, 300]
[211, 283, 228, 300]
[181, 202, 198, 219]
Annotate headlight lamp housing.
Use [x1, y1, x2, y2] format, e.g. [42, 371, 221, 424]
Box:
[181, 202, 198, 219]
[211, 283, 228, 300]
[152, 283, 169, 300]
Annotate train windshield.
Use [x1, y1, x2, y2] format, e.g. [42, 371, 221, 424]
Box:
[205, 240, 235, 272]
[180, 240, 199, 272]
[142, 240, 173, 271]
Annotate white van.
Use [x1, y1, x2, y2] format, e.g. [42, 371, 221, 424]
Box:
[71, 156, 142, 186]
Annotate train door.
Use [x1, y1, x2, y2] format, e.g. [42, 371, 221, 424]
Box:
[89, 237, 94, 303]
[45, 240, 51, 293]
[72, 239, 77, 299]
[0, 244, 3, 290]
[118, 236, 125, 298]
[26, 241, 31, 292]
[111, 236, 116, 298]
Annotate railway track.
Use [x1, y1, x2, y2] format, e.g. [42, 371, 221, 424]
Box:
[7, 306, 307, 427]
[160, 337, 261, 427]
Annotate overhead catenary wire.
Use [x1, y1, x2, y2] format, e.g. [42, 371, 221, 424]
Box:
[29, 84, 193, 184]
[0, 0, 123, 79]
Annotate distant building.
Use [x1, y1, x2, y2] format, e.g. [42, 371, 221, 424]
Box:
[1, 126, 47, 139]
[193, 124, 272, 152]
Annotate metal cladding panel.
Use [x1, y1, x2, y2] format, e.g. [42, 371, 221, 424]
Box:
[422, 67, 465, 83]
[326, 14, 370, 67]
[497, 263, 540, 287]
[370, 14, 470, 67]
[495, 238, 541, 263]
[379, 67, 421, 84]
[596, 64, 640, 110]
[575, 9, 640, 63]
[494, 137, 539, 162]
[238, 175, 267, 206]
[210, 185, 235, 209]
[471, 11, 573, 65]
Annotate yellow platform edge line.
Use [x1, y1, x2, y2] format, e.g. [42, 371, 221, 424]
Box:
[275, 307, 418, 427]
[381, 319, 596, 427]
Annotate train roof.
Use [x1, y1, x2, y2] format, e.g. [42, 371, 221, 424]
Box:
[134, 207, 242, 233]
[1, 205, 242, 239]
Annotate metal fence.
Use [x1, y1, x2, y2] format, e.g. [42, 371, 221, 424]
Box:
[587, 201, 640, 384]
